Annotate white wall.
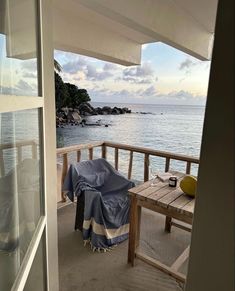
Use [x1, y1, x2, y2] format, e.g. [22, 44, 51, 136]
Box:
[185, 0, 234, 290]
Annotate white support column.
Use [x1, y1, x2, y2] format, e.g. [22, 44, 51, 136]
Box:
[40, 0, 59, 290]
[185, 0, 234, 291]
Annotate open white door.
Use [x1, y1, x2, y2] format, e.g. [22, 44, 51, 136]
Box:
[0, 0, 58, 290]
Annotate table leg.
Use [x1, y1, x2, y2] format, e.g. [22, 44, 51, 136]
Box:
[136, 205, 141, 248]
[128, 196, 138, 266]
[165, 216, 172, 232]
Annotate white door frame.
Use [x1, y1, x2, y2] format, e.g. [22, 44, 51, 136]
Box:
[0, 0, 59, 290]
[40, 0, 59, 289]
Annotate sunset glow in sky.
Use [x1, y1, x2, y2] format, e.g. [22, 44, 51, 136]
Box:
[55, 42, 211, 105]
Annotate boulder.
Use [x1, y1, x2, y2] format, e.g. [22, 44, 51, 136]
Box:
[61, 107, 69, 116]
[122, 107, 131, 113]
[73, 108, 80, 114]
[67, 111, 82, 123]
[95, 107, 103, 115]
[56, 103, 132, 120]
[79, 102, 96, 115]
[102, 106, 112, 114]
[112, 107, 120, 114]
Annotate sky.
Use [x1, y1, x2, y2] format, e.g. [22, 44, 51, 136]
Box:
[0, 34, 38, 96]
[0, 32, 211, 105]
[54, 42, 211, 105]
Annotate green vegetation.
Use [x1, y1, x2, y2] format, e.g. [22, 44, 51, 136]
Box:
[54, 59, 62, 73]
[54, 60, 91, 110]
[55, 72, 69, 109]
[65, 83, 90, 108]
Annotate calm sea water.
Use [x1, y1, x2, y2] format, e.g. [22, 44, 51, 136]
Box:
[56, 103, 205, 180]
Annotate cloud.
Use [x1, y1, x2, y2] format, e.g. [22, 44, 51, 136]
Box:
[139, 85, 158, 97]
[124, 62, 154, 77]
[179, 58, 195, 70]
[157, 90, 206, 104]
[20, 60, 38, 81]
[61, 55, 158, 85]
[86, 64, 113, 81]
[23, 72, 37, 78]
[166, 90, 194, 100]
[54, 50, 208, 105]
[103, 63, 119, 71]
[122, 76, 152, 84]
[21, 60, 37, 72]
[62, 57, 115, 81]
[121, 62, 157, 84]
[0, 80, 37, 96]
[88, 86, 206, 105]
[15, 80, 34, 91]
[63, 58, 87, 74]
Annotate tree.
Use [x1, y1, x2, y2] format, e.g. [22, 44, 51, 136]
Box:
[54, 59, 62, 73]
[54, 72, 69, 109]
[54, 59, 91, 109]
[65, 83, 91, 108]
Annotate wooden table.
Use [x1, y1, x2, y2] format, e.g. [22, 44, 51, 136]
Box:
[127, 172, 195, 282]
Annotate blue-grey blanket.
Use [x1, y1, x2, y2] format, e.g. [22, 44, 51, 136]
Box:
[63, 158, 135, 250]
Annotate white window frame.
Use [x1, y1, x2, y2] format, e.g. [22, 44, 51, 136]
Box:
[0, 0, 59, 290]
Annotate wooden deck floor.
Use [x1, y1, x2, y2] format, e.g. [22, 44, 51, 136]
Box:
[58, 203, 190, 291]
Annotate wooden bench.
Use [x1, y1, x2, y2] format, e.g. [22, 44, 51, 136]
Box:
[127, 172, 195, 282]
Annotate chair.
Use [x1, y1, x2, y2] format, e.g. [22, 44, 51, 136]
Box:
[63, 158, 135, 251]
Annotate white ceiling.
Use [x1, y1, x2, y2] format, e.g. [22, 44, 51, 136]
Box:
[173, 0, 218, 33]
[53, 0, 218, 64]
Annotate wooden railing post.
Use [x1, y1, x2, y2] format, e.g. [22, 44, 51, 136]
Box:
[165, 157, 170, 172]
[55, 141, 199, 192]
[165, 156, 171, 231]
[115, 148, 119, 170]
[89, 148, 93, 160]
[102, 144, 107, 159]
[128, 151, 133, 180]
[144, 153, 149, 182]
[77, 150, 81, 162]
[61, 153, 68, 202]
[186, 161, 191, 174]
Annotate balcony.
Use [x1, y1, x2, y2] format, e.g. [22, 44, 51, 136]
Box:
[57, 141, 199, 290]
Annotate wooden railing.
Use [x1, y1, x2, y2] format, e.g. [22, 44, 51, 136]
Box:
[0, 140, 38, 177]
[56, 141, 200, 202]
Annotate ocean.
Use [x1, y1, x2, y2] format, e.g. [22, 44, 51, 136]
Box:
[56, 103, 205, 180]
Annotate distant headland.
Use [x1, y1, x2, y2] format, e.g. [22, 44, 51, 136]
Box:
[56, 102, 131, 128]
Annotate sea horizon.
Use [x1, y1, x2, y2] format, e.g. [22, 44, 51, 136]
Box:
[91, 101, 205, 107]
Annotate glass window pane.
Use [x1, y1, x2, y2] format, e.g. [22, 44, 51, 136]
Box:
[0, 108, 43, 290]
[24, 233, 47, 291]
[0, 0, 39, 96]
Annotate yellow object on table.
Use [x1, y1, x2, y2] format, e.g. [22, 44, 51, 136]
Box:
[180, 175, 197, 197]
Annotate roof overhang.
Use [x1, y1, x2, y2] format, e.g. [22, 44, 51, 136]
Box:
[2, 0, 218, 65]
[53, 0, 218, 65]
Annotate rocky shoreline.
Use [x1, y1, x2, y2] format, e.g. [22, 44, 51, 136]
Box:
[56, 102, 131, 128]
